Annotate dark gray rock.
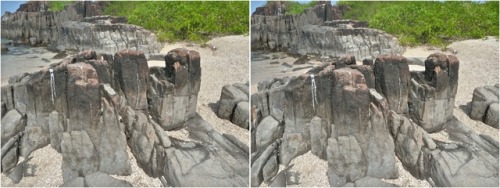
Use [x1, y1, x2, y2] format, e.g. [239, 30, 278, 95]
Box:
[374, 55, 410, 114]
[327, 136, 365, 186]
[48, 111, 63, 152]
[60, 131, 99, 182]
[163, 140, 248, 187]
[409, 53, 459, 132]
[309, 116, 327, 160]
[262, 152, 279, 183]
[218, 84, 248, 120]
[127, 112, 157, 177]
[19, 126, 49, 158]
[255, 116, 281, 152]
[114, 50, 149, 111]
[232, 101, 250, 129]
[84, 171, 132, 187]
[95, 98, 131, 175]
[251, 5, 404, 60]
[268, 169, 287, 187]
[61, 177, 85, 187]
[279, 133, 309, 166]
[1, 109, 25, 145]
[430, 142, 499, 187]
[7, 161, 24, 184]
[354, 176, 397, 187]
[251, 140, 280, 187]
[1, 142, 19, 173]
[485, 103, 499, 128]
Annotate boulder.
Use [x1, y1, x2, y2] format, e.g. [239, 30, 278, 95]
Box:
[470, 84, 499, 128]
[255, 116, 282, 151]
[232, 101, 250, 129]
[1, 109, 25, 145]
[217, 84, 248, 120]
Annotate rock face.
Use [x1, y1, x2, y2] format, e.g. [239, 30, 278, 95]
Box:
[1, 49, 248, 187]
[251, 3, 404, 60]
[469, 84, 499, 128]
[1, 1, 161, 54]
[251, 53, 498, 187]
[217, 83, 250, 129]
[408, 53, 459, 132]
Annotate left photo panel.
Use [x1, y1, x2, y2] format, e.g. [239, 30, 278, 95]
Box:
[1, 1, 249, 187]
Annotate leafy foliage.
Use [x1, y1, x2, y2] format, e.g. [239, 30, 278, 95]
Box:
[339, 1, 499, 47]
[103, 1, 249, 42]
[48, 1, 74, 12]
[284, 1, 318, 15]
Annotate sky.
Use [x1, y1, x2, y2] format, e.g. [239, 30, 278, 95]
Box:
[1, 1, 26, 16]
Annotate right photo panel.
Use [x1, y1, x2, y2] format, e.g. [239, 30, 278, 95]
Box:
[250, 1, 499, 187]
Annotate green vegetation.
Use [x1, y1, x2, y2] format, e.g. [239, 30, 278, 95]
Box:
[103, 1, 249, 42]
[284, 1, 318, 15]
[338, 1, 499, 47]
[48, 1, 74, 12]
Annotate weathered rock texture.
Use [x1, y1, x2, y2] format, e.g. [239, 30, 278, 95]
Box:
[251, 53, 498, 187]
[217, 82, 250, 129]
[1, 49, 248, 186]
[1, 1, 161, 54]
[469, 84, 499, 128]
[251, 3, 404, 60]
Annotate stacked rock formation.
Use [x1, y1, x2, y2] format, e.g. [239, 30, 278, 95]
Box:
[217, 82, 250, 129]
[1, 1, 161, 54]
[251, 53, 499, 187]
[469, 84, 499, 128]
[1, 49, 248, 186]
[251, 3, 404, 60]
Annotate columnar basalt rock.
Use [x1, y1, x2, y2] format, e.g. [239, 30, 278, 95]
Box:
[1, 1, 161, 54]
[251, 53, 498, 187]
[408, 53, 459, 132]
[251, 3, 404, 60]
[1, 49, 248, 187]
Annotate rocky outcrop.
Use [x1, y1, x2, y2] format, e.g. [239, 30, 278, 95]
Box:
[217, 83, 250, 129]
[1, 48, 248, 186]
[251, 3, 404, 60]
[408, 53, 459, 132]
[251, 53, 498, 187]
[469, 84, 499, 128]
[1, 1, 161, 54]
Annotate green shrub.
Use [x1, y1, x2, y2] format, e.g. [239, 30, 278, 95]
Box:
[103, 1, 249, 43]
[284, 1, 318, 15]
[338, 1, 499, 47]
[48, 1, 74, 12]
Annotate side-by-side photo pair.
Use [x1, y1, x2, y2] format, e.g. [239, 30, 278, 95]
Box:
[1, 1, 499, 187]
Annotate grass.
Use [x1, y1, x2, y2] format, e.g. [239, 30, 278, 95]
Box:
[103, 1, 249, 43]
[48, 1, 74, 12]
[338, 1, 499, 47]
